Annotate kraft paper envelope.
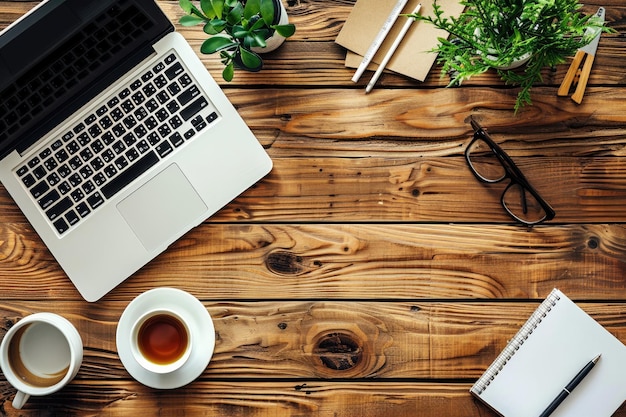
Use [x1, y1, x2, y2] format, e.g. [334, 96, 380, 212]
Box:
[336, 0, 465, 82]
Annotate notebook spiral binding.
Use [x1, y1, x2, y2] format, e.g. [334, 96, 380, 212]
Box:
[470, 289, 562, 395]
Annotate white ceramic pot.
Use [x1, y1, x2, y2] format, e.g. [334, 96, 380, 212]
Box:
[251, 0, 289, 54]
[473, 27, 532, 70]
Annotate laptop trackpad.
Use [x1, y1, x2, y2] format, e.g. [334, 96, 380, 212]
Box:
[117, 164, 207, 252]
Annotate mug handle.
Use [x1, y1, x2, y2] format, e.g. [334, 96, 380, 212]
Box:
[12, 391, 30, 409]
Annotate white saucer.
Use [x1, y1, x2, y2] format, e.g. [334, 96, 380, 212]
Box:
[116, 287, 215, 389]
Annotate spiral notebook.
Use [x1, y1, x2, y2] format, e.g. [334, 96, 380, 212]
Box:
[471, 289, 626, 417]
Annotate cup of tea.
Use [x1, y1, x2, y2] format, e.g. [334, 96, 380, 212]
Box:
[0, 312, 83, 409]
[130, 309, 192, 374]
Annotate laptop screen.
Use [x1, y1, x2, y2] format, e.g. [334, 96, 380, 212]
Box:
[0, 0, 173, 160]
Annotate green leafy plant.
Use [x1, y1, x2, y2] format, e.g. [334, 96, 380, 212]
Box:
[179, 0, 296, 81]
[411, 0, 610, 112]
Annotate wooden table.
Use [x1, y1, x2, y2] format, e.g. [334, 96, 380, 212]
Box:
[1, 0, 625, 415]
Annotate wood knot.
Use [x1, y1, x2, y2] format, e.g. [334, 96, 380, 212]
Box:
[266, 250, 304, 275]
[314, 332, 362, 371]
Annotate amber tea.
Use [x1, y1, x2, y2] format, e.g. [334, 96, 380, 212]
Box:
[137, 313, 189, 365]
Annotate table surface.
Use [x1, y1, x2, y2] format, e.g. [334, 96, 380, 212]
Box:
[1, 0, 626, 416]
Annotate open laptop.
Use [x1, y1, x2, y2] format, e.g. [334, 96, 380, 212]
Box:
[0, 0, 273, 301]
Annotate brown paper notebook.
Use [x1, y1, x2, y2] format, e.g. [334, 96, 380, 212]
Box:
[336, 0, 465, 82]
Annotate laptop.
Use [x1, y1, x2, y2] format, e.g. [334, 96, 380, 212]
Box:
[0, 0, 273, 301]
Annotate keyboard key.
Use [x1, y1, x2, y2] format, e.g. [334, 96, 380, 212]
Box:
[84, 114, 97, 125]
[207, 112, 218, 123]
[96, 105, 108, 117]
[181, 97, 208, 121]
[77, 133, 91, 146]
[93, 172, 106, 186]
[183, 129, 195, 141]
[153, 62, 165, 73]
[101, 151, 158, 199]
[156, 141, 173, 158]
[171, 132, 185, 146]
[68, 173, 82, 187]
[65, 210, 80, 226]
[46, 196, 72, 221]
[33, 166, 46, 179]
[28, 157, 40, 168]
[164, 54, 176, 65]
[46, 172, 61, 186]
[44, 157, 58, 171]
[53, 218, 70, 234]
[82, 180, 96, 195]
[30, 181, 49, 198]
[87, 192, 104, 210]
[169, 115, 183, 130]
[38, 189, 60, 209]
[58, 181, 71, 195]
[67, 141, 80, 155]
[71, 189, 85, 203]
[58, 164, 71, 178]
[178, 86, 200, 106]
[165, 62, 184, 80]
[55, 149, 69, 163]
[76, 202, 90, 218]
[166, 101, 180, 114]
[167, 82, 181, 96]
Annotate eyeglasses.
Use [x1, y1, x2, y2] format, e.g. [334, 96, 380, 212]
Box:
[465, 119, 555, 225]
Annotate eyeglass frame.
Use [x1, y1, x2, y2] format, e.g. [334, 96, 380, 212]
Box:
[465, 119, 556, 225]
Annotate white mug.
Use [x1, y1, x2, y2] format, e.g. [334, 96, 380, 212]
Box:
[130, 308, 192, 374]
[0, 312, 83, 409]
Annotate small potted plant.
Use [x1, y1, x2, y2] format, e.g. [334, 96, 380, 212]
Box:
[411, 0, 610, 112]
[179, 0, 296, 81]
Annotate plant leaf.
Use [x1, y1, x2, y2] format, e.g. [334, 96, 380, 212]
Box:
[204, 19, 227, 35]
[239, 47, 263, 71]
[201, 36, 237, 54]
[222, 62, 234, 82]
[179, 15, 206, 26]
[179, 0, 193, 14]
[244, 0, 261, 20]
[273, 24, 295, 38]
[260, 0, 275, 26]
[226, 2, 244, 25]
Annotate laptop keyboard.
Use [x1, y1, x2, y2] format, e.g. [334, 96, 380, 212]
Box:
[14, 51, 220, 235]
[0, 0, 155, 149]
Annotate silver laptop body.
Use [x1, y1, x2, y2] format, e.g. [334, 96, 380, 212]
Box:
[0, 0, 272, 301]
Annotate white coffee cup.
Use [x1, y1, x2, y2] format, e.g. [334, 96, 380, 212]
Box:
[0, 312, 83, 409]
[130, 309, 192, 374]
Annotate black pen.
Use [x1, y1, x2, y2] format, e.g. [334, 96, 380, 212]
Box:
[538, 354, 601, 417]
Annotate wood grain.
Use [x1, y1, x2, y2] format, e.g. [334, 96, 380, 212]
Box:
[1, 223, 626, 301]
[0, 0, 625, 416]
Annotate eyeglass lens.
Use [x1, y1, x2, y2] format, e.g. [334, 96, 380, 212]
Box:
[466, 136, 506, 182]
[502, 183, 548, 224]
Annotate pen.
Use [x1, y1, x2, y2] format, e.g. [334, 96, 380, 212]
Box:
[351, 0, 409, 83]
[538, 354, 601, 417]
[365, 3, 421, 93]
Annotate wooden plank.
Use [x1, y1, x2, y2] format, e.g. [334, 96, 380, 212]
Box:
[0, 223, 625, 300]
[2, 2, 625, 88]
[0, 301, 624, 380]
[0, 381, 511, 417]
[1, 380, 622, 417]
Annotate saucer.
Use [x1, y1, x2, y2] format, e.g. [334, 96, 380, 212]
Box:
[116, 287, 215, 389]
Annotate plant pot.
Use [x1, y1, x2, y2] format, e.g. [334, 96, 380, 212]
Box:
[251, 0, 289, 54]
[473, 27, 532, 70]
